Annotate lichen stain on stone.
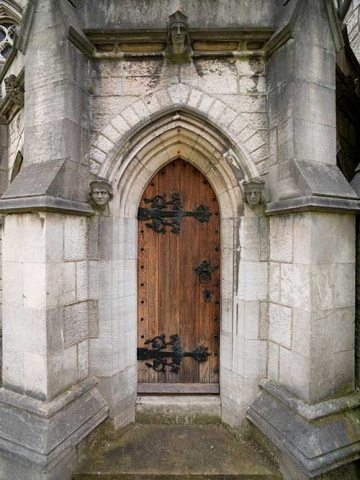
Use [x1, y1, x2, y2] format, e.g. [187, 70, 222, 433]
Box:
[123, 58, 165, 90]
[74, 423, 281, 478]
[249, 57, 265, 75]
[193, 59, 205, 77]
[193, 58, 237, 79]
[91, 61, 102, 76]
[343, 409, 360, 443]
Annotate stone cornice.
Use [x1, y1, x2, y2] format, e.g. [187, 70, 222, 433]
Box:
[259, 379, 360, 422]
[85, 28, 274, 59]
[266, 195, 360, 215]
[0, 195, 94, 215]
[68, 25, 95, 58]
[0, 377, 99, 418]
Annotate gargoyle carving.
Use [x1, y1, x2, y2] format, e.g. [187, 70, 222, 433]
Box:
[4, 74, 24, 107]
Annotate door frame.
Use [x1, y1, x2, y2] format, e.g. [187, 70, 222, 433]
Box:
[89, 108, 267, 430]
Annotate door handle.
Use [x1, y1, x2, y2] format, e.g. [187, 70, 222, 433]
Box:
[194, 260, 218, 284]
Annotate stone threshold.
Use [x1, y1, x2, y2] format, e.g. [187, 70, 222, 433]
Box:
[135, 395, 221, 425]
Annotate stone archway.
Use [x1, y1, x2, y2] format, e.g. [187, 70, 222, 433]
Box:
[89, 108, 267, 429]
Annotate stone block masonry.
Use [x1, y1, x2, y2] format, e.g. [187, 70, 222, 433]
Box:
[0, 1, 359, 479]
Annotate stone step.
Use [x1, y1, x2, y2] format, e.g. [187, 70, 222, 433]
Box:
[73, 424, 282, 479]
[135, 395, 221, 424]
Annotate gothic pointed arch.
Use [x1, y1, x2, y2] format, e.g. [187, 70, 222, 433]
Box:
[105, 108, 245, 223]
[90, 84, 266, 183]
[87, 103, 257, 418]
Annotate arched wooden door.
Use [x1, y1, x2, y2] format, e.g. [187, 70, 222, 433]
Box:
[137, 159, 220, 394]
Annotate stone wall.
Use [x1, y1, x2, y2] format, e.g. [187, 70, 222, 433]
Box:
[2, 213, 92, 400]
[268, 212, 355, 403]
[90, 56, 268, 176]
[0, 1, 360, 478]
[7, 109, 24, 180]
[346, 0, 360, 59]
[81, 0, 279, 30]
[87, 45, 271, 425]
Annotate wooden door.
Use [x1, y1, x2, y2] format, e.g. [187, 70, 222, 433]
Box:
[137, 159, 220, 394]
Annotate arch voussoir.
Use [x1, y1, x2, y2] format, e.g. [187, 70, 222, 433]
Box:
[90, 83, 263, 181]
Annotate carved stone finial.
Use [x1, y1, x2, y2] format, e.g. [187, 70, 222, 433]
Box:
[89, 178, 113, 215]
[4, 74, 24, 107]
[242, 177, 266, 210]
[164, 10, 193, 63]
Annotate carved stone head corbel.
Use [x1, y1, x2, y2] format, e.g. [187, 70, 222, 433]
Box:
[89, 178, 113, 215]
[4, 74, 24, 107]
[164, 10, 193, 63]
[242, 177, 266, 212]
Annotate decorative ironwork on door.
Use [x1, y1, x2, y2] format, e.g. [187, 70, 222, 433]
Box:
[195, 260, 218, 284]
[138, 192, 211, 234]
[137, 333, 210, 374]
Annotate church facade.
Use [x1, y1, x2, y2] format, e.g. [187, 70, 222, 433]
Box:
[1, 0, 360, 478]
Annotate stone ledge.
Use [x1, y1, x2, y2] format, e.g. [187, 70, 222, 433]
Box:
[0, 196, 94, 216]
[1, 159, 91, 210]
[247, 381, 360, 477]
[259, 379, 360, 422]
[0, 377, 98, 418]
[266, 195, 360, 215]
[0, 380, 108, 471]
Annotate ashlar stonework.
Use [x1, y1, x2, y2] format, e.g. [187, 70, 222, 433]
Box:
[0, 1, 359, 479]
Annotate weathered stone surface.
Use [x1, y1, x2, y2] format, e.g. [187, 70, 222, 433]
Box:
[0, 380, 108, 475]
[76, 261, 88, 301]
[1, 159, 90, 205]
[268, 341, 279, 382]
[270, 216, 293, 263]
[238, 261, 268, 301]
[46, 262, 76, 309]
[64, 302, 89, 348]
[74, 423, 281, 479]
[269, 303, 292, 349]
[0, 449, 77, 480]
[78, 340, 90, 381]
[1, 1, 360, 479]
[47, 346, 78, 400]
[64, 216, 88, 261]
[136, 396, 221, 424]
[248, 381, 360, 478]
[82, 0, 278, 29]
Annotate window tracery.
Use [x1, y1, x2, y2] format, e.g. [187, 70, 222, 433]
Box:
[0, 22, 15, 62]
[0, 1, 23, 66]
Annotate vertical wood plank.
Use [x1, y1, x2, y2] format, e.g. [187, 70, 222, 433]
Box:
[137, 159, 221, 390]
